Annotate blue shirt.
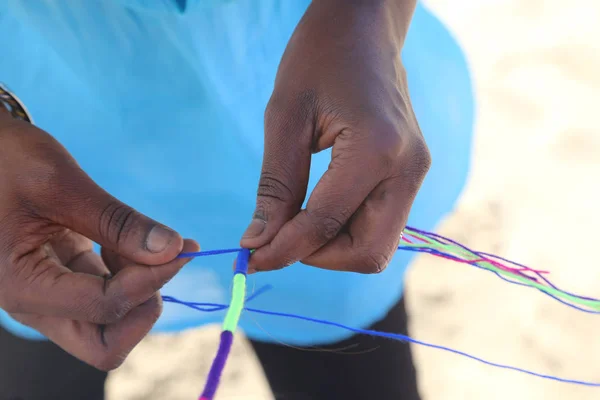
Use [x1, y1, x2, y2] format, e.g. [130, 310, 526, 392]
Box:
[0, 0, 473, 345]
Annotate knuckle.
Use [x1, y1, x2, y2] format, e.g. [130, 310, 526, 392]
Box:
[293, 89, 318, 112]
[366, 120, 432, 178]
[264, 95, 284, 127]
[98, 202, 137, 249]
[88, 296, 131, 324]
[265, 89, 316, 127]
[403, 134, 432, 182]
[0, 255, 53, 314]
[381, 127, 406, 157]
[355, 251, 393, 274]
[264, 95, 292, 133]
[366, 124, 406, 171]
[412, 135, 432, 174]
[257, 170, 295, 204]
[307, 212, 347, 246]
[273, 257, 296, 271]
[24, 253, 56, 286]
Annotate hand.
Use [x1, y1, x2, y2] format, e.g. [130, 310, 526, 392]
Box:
[241, 0, 429, 273]
[0, 112, 198, 370]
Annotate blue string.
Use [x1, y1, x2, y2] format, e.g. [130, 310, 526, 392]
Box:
[477, 251, 600, 302]
[162, 294, 600, 387]
[176, 245, 600, 313]
[162, 284, 272, 312]
[177, 248, 243, 258]
[399, 247, 600, 313]
[162, 296, 227, 312]
[175, 244, 600, 314]
[405, 226, 600, 303]
[166, 231, 600, 387]
[245, 284, 274, 303]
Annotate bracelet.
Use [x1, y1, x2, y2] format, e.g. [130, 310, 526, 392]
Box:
[0, 83, 33, 123]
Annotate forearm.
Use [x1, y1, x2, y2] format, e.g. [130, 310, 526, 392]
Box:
[383, 0, 418, 44]
[312, 0, 417, 45]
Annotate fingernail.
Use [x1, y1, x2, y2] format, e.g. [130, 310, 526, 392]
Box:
[146, 225, 175, 253]
[242, 218, 266, 239]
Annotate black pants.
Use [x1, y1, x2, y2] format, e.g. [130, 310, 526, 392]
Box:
[0, 298, 420, 400]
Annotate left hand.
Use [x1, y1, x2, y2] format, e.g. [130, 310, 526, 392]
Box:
[241, 0, 430, 274]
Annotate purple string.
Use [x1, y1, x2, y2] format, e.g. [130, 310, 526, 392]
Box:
[478, 251, 600, 302]
[405, 226, 537, 281]
[199, 331, 234, 400]
[399, 247, 600, 314]
[405, 226, 600, 303]
[162, 227, 600, 391]
[173, 228, 600, 314]
[175, 244, 600, 313]
[196, 249, 251, 400]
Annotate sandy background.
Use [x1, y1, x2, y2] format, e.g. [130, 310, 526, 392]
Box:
[106, 0, 600, 399]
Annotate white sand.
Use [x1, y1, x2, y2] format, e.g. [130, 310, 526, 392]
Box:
[107, 1, 600, 398]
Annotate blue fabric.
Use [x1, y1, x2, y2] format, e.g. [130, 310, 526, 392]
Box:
[0, 0, 474, 345]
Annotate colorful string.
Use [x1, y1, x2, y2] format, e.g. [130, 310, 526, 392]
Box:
[164, 293, 600, 388]
[197, 248, 250, 400]
[178, 227, 600, 312]
[169, 226, 600, 397]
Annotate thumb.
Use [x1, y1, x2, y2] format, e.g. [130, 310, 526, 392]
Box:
[241, 95, 314, 249]
[43, 169, 183, 266]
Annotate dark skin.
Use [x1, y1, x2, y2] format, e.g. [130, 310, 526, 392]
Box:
[0, 110, 200, 370]
[0, 0, 428, 371]
[242, 0, 429, 273]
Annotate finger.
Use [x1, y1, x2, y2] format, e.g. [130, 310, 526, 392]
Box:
[302, 176, 415, 273]
[50, 232, 111, 277]
[100, 246, 126, 275]
[239, 94, 314, 250]
[36, 163, 183, 266]
[11, 293, 163, 371]
[0, 240, 199, 324]
[67, 250, 111, 277]
[100, 238, 200, 275]
[248, 136, 384, 272]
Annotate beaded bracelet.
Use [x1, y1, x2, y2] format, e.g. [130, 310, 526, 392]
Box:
[0, 83, 33, 123]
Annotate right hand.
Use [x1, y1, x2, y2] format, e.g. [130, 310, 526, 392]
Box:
[0, 111, 198, 370]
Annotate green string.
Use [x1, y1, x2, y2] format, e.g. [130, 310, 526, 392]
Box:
[402, 228, 600, 311]
[223, 273, 246, 332]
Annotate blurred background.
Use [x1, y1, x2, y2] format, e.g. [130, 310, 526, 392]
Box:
[106, 0, 600, 398]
